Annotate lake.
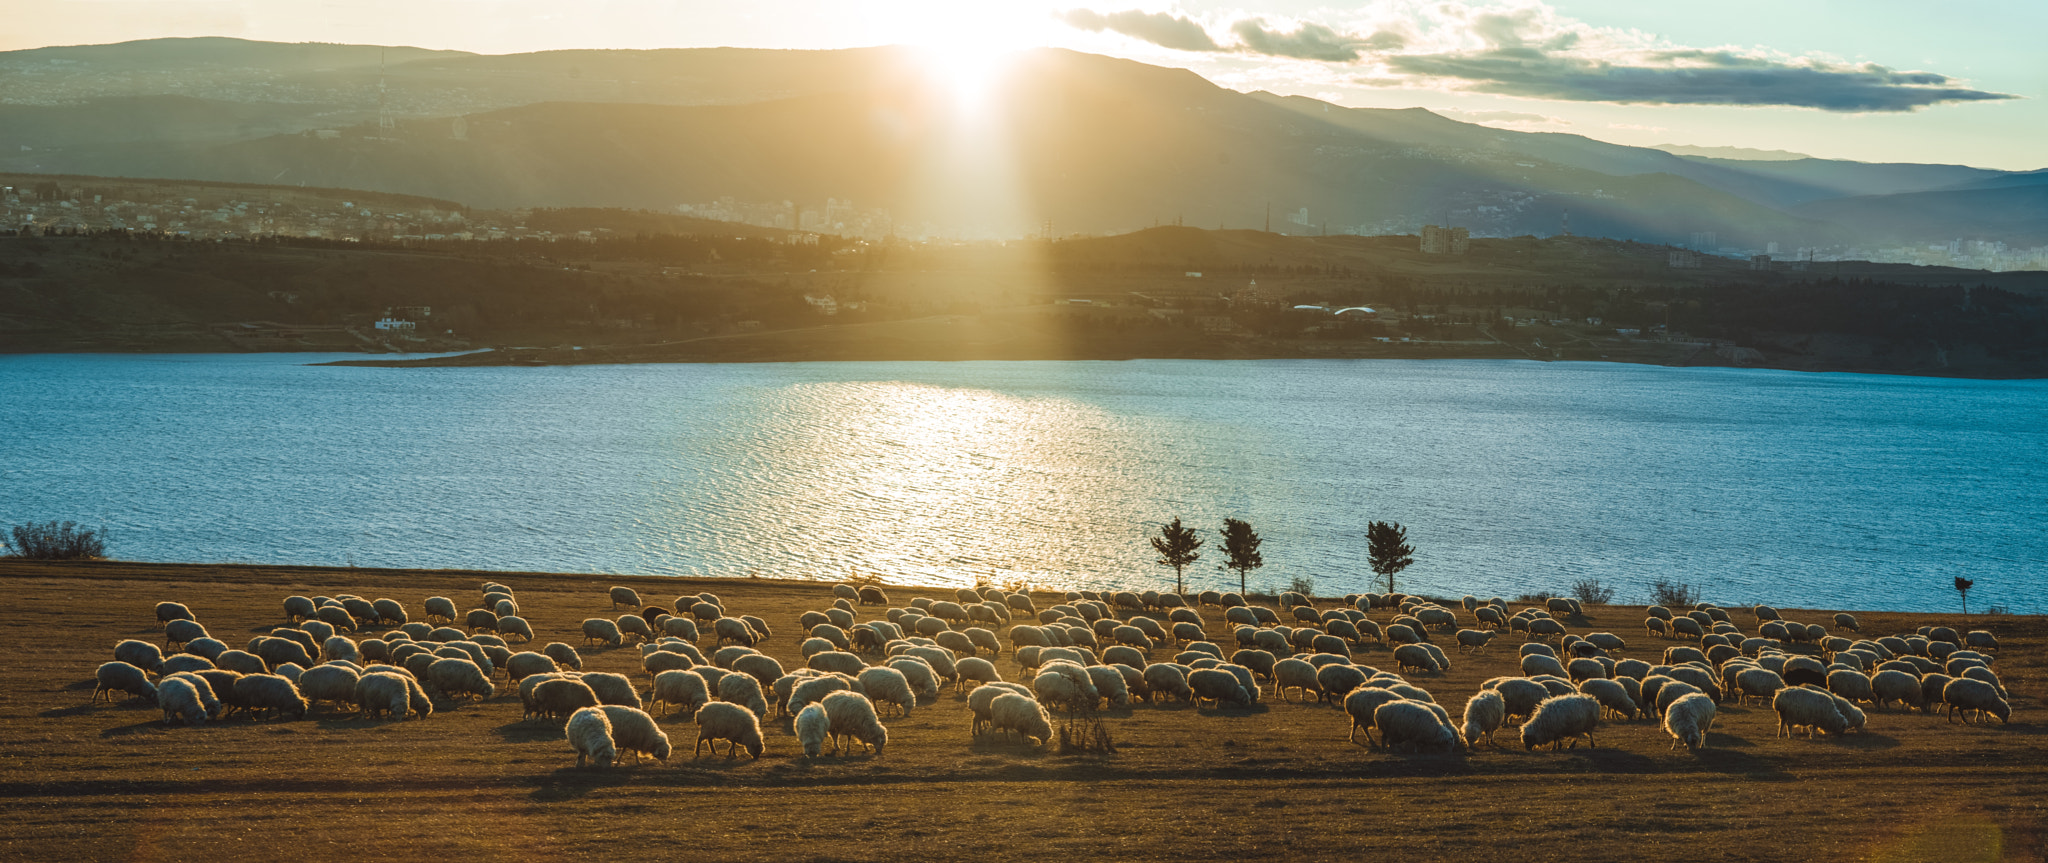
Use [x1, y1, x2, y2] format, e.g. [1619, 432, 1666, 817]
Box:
[2, 353, 2042, 614]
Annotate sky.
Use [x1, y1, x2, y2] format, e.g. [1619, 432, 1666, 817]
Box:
[4, 0, 2042, 169]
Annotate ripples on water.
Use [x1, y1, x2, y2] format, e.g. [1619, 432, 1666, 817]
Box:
[2, 354, 2043, 613]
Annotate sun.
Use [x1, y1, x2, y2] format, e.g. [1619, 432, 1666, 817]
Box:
[894, 2, 1053, 112]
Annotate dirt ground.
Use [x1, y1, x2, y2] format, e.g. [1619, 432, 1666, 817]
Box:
[2, 560, 2042, 862]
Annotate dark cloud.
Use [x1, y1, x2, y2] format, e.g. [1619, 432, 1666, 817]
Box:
[1058, 8, 1221, 52]
[1229, 19, 1404, 62]
[1381, 51, 2017, 111]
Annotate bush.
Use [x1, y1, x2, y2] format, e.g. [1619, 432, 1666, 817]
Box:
[1570, 578, 1617, 606]
[1287, 576, 1317, 598]
[1513, 593, 1548, 604]
[1648, 578, 1702, 609]
[4, 521, 108, 560]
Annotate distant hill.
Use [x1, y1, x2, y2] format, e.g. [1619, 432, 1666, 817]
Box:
[0, 39, 2039, 247]
[1793, 185, 2048, 246]
[1652, 144, 1811, 161]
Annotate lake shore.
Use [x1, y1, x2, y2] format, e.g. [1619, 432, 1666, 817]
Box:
[5, 558, 2041, 862]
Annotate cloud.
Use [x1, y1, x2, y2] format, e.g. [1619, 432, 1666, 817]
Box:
[1438, 108, 1571, 126]
[1378, 52, 2014, 112]
[1058, 2, 2015, 112]
[1057, 8, 1220, 52]
[1229, 19, 1404, 62]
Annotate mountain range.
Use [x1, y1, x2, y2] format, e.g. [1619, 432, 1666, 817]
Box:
[2, 37, 2039, 246]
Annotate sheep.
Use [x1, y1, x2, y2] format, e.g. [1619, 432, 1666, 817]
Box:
[1863, 668, 1923, 712]
[656, 616, 701, 644]
[1521, 694, 1601, 750]
[608, 586, 641, 610]
[809, 651, 867, 677]
[1566, 657, 1609, 683]
[706, 670, 769, 721]
[215, 649, 267, 675]
[421, 596, 457, 623]
[989, 693, 1055, 745]
[315, 605, 358, 633]
[114, 639, 166, 674]
[1826, 669, 1876, 704]
[159, 618, 208, 651]
[531, 678, 601, 721]
[1965, 630, 2000, 652]
[1188, 668, 1252, 708]
[1735, 667, 1785, 706]
[298, 664, 362, 711]
[572, 671, 638, 709]
[559, 706, 618, 769]
[1142, 664, 1194, 704]
[1519, 653, 1568, 679]
[1270, 658, 1321, 702]
[1484, 677, 1550, 721]
[491, 616, 533, 644]
[161, 654, 216, 675]
[1773, 686, 1849, 738]
[425, 657, 493, 701]
[1448, 689, 1506, 748]
[1453, 629, 1499, 652]
[1578, 678, 1639, 720]
[1663, 692, 1717, 750]
[90, 660, 157, 706]
[543, 642, 584, 670]
[955, 656, 1002, 692]
[1374, 700, 1462, 752]
[821, 691, 888, 755]
[1942, 678, 2011, 725]
[320, 635, 361, 666]
[589, 704, 670, 764]
[787, 674, 859, 714]
[283, 595, 318, 622]
[1527, 618, 1568, 642]
[1086, 665, 1131, 708]
[181, 636, 229, 662]
[234, 674, 308, 721]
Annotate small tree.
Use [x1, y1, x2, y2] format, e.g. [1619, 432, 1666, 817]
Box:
[1366, 521, 1414, 595]
[1955, 576, 1974, 617]
[1149, 517, 1203, 594]
[1570, 577, 1617, 606]
[1218, 518, 1264, 596]
[4, 520, 108, 560]
[1648, 578, 1702, 609]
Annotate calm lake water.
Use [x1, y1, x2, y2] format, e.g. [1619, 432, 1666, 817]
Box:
[2, 354, 2043, 614]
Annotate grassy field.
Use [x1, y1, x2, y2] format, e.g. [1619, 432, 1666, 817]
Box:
[2, 559, 2041, 862]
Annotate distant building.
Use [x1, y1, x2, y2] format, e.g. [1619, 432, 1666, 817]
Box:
[1421, 225, 1470, 255]
[1689, 231, 1718, 250]
[1669, 250, 1702, 269]
[373, 318, 415, 331]
[1749, 255, 1773, 271]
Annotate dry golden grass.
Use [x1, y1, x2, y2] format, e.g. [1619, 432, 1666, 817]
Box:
[2, 560, 2043, 862]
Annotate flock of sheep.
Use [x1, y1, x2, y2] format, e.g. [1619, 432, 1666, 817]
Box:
[89, 579, 2014, 769]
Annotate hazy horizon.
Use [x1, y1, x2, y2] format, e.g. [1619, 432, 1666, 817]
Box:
[2, 1, 2041, 171]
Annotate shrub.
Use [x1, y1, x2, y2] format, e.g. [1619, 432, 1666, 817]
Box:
[1570, 578, 1617, 606]
[4, 521, 108, 560]
[1648, 578, 1702, 609]
[1287, 576, 1317, 598]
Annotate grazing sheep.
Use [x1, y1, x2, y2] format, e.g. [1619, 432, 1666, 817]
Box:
[856, 585, 890, 607]
[1664, 692, 1717, 750]
[1485, 677, 1550, 720]
[1461, 690, 1507, 747]
[1566, 657, 1609, 683]
[1578, 678, 1639, 720]
[234, 674, 309, 721]
[315, 605, 357, 633]
[649, 669, 710, 716]
[1519, 653, 1568, 679]
[1391, 644, 1440, 675]
[533, 641, 581, 671]
[1735, 667, 1786, 706]
[1942, 678, 2011, 725]
[1826, 669, 1876, 704]
[809, 651, 867, 676]
[1085, 665, 1131, 708]
[321, 635, 361, 666]
[1965, 630, 1999, 652]
[599, 704, 672, 763]
[368, 598, 407, 626]
[283, 595, 319, 622]
[163, 619, 208, 650]
[581, 618, 624, 648]
[566, 706, 617, 768]
[1188, 668, 1252, 708]
[182, 636, 229, 661]
[1867, 669, 1924, 712]
[215, 649, 267, 675]
[1455, 629, 1498, 652]
[1375, 700, 1461, 752]
[298, 664, 362, 711]
[1272, 658, 1322, 702]
[609, 586, 641, 610]
[152, 601, 196, 629]
[1773, 686, 1849, 738]
[114, 639, 166, 674]
[989, 693, 1055, 745]
[532, 678, 602, 721]
[427, 657, 494, 700]
[93, 661, 158, 705]
[1142, 664, 1194, 704]
[162, 654, 216, 675]
[578, 672, 640, 709]
[955, 656, 1002, 691]
[354, 672, 412, 720]
[1521, 694, 1601, 750]
[820, 691, 888, 755]
[715, 671, 771, 719]
[254, 636, 316, 671]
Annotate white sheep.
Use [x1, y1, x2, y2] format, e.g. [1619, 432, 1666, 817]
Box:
[1086, 664, 1131, 708]
[1773, 686, 1848, 738]
[1374, 699, 1461, 752]
[298, 664, 362, 711]
[1520, 653, 1568, 679]
[567, 706, 617, 768]
[494, 616, 533, 643]
[1735, 667, 1785, 706]
[716, 671, 771, 718]
[1393, 644, 1442, 675]
[156, 676, 208, 725]
[1942, 678, 2011, 724]
[1578, 678, 1639, 720]
[1272, 658, 1323, 702]
[1826, 669, 1876, 704]
[989, 693, 1055, 745]
[1520, 694, 1601, 750]
[93, 661, 157, 704]
[114, 639, 166, 674]
[821, 690, 888, 755]
[1142, 664, 1193, 704]
[599, 704, 672, 763]
[427, 657, 494, 700]
[785, 702, 828, 758]
[543, 642, 584, 670]
[234, 673, 309, 721]
[581, 618, 624, 648]
[1461, 690, 1506, 747]
[1187, 668, 1251, 708]
[574, 671, 638, 709]
[855, 666, 916, 717]
[1664, 692, 1717, 750]
[322, 635, 361, 666]
[354, 672, 413, 720]
[609, 586, 642, 610]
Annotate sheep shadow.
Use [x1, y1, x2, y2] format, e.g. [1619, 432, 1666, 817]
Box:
[1196, 703, 1272, 717]
[1572, 747, 1659, 774]
[528, 767, 636, 801]
[41, 701, 104, 718]
[1687, 745, 1793, 780]
[61, 678, 98, 692]
[101, 718, 177, 738]
[1834, 732, 1902, 750]
[494, 719, 565, 744]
